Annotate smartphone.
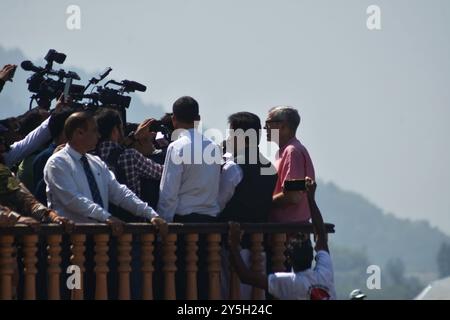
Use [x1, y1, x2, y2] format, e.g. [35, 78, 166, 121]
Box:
[63, 78, 72, 103]
[7, 65, 17, 82]
[284, 179, 306, 191]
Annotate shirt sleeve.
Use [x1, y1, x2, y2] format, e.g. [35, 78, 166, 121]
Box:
[282, 147, 306, 183]
[105, 162, 158, 220]
[157, 144, 183, 222]
[268, 272, 297, 300]
[314, 251, 334, 282]
[133, 149, 163, 180]
[218, 161, 243, 211]
[280, 147, 310, 212]
[3, 117, 52, 167]
[44, 157, 111, 222]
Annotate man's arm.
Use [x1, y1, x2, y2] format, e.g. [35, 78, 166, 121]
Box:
[272, 148, 305, 208]
[156, 144, 183, 222]
[228, 222, 268, 290]
[218, 161, 243, 211]
[106, 162, 158, 220]
[132, 149, 163, 180]
[272, 190, 301, 207]
[306, 178, 329, 253]
[3, 117, 51, 167]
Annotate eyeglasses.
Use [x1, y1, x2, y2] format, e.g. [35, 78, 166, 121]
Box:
[264, 119, 283, 128]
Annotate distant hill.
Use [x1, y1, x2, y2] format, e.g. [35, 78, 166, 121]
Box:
[0, 46, 166, 122]
[317, 181, 450, 274]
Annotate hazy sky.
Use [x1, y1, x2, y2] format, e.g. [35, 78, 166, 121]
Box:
[1, 0, 449, 234]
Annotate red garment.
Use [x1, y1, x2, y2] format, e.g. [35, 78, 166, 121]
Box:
[269, 137, 315, 222]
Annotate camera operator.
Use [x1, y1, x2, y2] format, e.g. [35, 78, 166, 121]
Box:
[124, 113, 173, 209]
[95, 109, 163, 219]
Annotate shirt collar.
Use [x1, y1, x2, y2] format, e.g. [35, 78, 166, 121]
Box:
[280, 136, 298, 153]
[66, 143, 84, 160]
[176, 128, 197, 140]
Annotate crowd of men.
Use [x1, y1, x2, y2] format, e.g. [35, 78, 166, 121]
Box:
[0, 62, 335, 300]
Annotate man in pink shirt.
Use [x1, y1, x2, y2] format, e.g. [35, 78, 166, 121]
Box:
[265, 106, 315, 223]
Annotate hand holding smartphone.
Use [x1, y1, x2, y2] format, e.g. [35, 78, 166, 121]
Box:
[283, 179, 307, 192]
[7, 65, 17, 82]
[63, 78, 72, 103]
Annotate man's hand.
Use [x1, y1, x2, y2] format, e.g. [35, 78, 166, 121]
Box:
[228, 222, 243, 249]
[150, 216, 168, 239]
[106, 216, 124, 237]
[134, 118, 156, 141]
[48, 211, 75, 233]
[53, 143, 66, 154]
[0, 211, 20, 227]
[305, 176, 316, 200]
[0, 64, 16, 82]
[54, 93, 71, 112]
[17, 216, 41, 232]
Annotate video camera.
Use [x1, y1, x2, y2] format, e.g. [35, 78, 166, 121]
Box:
[21, 49, 149, 124]
[73, 77, 147, 123]
[21, 49, 84, 110]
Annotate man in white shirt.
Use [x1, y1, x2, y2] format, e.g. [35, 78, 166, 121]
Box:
[218, 112, 277, 222]
[44, 111, 166, 232]
[228, 177, 336, 300]
[218, 112, 277, 299]
[157, 96, 221, 299]
[157, 96, 221, 223]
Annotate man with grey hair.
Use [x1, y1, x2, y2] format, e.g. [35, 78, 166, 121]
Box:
[264, 106, 315, 222]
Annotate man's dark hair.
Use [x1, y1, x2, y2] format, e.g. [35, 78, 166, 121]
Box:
[95, 108, 123, 142]
[64, 111, 95, 141]
[228, 112, 262, 145]
[172, 96, 199, 123]
[286, 234, 314, 272]
[49, 108, 73, 140]
[160, 113, 175, 132]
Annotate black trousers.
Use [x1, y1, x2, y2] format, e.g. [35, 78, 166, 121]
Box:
[173, 213, 218, 300]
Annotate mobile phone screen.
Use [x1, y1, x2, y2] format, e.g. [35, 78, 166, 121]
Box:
[7, 66, 17, 82]
[284, 179, 306, 191]
[63, 78, 72, 103]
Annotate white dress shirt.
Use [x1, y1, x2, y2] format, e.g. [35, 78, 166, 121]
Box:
[157, 128, 221, 222]
[44, 144, 158, 223]
[218, 158, 244, 211]
[3, 117, 51, 167]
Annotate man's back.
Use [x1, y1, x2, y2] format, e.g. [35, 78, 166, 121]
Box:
[220, 152, 277, 223]
[158, 129, 221, 221]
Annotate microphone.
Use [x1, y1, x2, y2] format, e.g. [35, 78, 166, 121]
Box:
[122, 80, 147, 92]
[21, 60, 44, 73]
[99, 67, 112, 81]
